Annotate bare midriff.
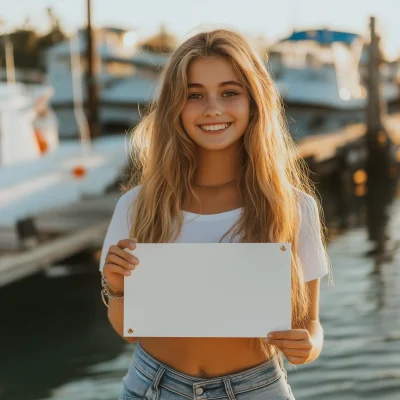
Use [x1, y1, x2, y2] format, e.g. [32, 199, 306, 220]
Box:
[139, 337, 275, 378]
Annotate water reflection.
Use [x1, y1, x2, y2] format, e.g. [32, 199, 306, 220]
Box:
[0, 160, 400, 400]
[0, 263, 128, 400]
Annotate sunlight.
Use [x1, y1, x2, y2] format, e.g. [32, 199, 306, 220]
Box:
[123, 31, 137, 48]
[339, 87, 351, 100]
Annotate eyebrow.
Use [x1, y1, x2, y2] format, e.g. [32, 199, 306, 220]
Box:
[187, 81, 243, 89]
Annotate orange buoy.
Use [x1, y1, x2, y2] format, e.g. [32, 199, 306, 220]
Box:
[72, 166, 86, 178]
[34, 129, 49, 154]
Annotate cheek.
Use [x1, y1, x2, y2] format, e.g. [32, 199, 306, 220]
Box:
[230, 100, 250, 124]
[181, 104, 197, 129]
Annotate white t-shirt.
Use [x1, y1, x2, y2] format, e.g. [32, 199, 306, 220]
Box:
[99, 186, 329, 282]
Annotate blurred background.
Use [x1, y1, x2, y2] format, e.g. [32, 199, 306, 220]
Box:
[1, 1, 400, 399]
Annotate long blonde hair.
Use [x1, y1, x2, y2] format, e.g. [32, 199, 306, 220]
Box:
[126, 28, 329, 358]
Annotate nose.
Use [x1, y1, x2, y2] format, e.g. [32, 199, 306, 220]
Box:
[203, 96, 222, 117]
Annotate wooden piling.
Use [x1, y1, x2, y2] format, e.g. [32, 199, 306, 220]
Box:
[365, 16, 395, 254]
[86, 0, 100, 139]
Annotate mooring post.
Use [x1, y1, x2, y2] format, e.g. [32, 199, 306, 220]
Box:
[366, 17, 384, 135]
[365, 16, 392, 255]
[86, 0, 100, 139]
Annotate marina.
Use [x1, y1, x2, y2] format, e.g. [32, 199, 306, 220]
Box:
[1, 4, 400, 399]
[2, 110, 400, 287]
[1, 178, 400, 400]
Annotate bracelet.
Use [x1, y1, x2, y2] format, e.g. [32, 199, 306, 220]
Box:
[101, 275, 124, 308]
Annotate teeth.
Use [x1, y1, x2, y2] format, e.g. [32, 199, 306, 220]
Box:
[201, 123, 229, 131]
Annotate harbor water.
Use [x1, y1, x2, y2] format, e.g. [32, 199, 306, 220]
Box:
[1, 184, 400, 400]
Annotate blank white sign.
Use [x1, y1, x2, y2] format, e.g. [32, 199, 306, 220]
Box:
[124, 243, 291, 338]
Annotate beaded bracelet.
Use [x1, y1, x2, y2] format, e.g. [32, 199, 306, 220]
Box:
[101, 275, 124, 308]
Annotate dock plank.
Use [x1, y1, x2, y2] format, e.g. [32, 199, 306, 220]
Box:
[297, 122, 365, 162]
[296, 113, 400, 164]
[0, 192, 120, 287]
[0, 220, 109, 287]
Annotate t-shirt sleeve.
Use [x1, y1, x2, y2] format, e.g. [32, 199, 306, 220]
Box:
[99, 188, 138, 273]
[297, 192, 329, 282]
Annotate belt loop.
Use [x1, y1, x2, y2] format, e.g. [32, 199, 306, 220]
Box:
[152, 366, 166, 391]
[282, 366, 288, 382]
[223, 379, 236, 400]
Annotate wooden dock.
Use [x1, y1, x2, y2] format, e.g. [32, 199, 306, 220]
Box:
[298, 112, 400, 160]
[1, 112, 400, 287]
[297, 112, 400, 176]
[0, 192, 120, 287]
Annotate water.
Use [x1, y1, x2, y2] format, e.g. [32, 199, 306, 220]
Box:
[1, 190, 400, 400]
[288, 223, 400, 400]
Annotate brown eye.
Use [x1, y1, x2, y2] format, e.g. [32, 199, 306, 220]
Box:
[223, 91, 238, 97]
[188, 93, 202, 100]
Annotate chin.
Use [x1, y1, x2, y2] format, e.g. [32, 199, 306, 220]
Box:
[190, 133, 244, 152]
[194, 139, 237, 152]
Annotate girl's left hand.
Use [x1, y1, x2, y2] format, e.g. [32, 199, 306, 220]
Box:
[265, 329, 313, 365]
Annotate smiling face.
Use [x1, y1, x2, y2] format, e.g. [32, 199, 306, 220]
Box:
[180, 56, 251, 152]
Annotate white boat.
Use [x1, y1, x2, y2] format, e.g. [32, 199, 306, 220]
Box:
[45, 27, 169, 137]
[0, 83, 59, 166]
[0, 83, 129, 230]
[268, 29, 399, 110]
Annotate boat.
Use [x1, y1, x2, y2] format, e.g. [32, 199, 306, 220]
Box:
[267, 29, 399, 140]
[269, 29, 399, 108]
[0, 82, 129, 234]
[0, 33, 131, 284]
[45, 27, 169, 138]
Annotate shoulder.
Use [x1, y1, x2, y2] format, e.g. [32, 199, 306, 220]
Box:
[295, 189, 321, 240]
[115, 185, 142, 213]
[99, 186, 142, 272]
[110, 185, 142, 229]
[293, 187, 319, 217]
[293, 188, 328, 281]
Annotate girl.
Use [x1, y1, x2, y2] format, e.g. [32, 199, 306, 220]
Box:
[100, 28, 329, 400]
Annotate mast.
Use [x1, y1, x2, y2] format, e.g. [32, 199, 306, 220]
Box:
[86, 0, 100, 138]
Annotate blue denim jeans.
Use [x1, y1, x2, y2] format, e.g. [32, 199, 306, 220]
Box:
[120, 341, 295, 400]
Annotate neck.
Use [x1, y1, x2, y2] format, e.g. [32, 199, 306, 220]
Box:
[194, 142, 243, 187]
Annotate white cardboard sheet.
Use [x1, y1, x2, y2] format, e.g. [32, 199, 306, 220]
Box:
[124, 243, 291, 338]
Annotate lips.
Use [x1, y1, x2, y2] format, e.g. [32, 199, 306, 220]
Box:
[198, 122, 233, 133]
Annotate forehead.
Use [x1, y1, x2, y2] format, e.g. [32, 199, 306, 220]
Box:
[187, 56, 239, 84]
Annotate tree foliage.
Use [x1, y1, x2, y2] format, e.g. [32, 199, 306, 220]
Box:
[0, 7, 67, 70]
[139, 24, 177, 54]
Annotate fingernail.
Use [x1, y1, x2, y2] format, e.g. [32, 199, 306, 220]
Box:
[268, 333, 273, 338]
[125, 270, 131, 276]
[129, 264, 135, 269]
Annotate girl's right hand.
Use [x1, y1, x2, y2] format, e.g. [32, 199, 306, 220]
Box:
[102, 239, 139, 293]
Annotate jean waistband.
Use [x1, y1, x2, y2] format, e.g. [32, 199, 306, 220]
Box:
[131, 341, 283, 399]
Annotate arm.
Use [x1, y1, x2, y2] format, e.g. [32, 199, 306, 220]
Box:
[266, 192, 328, 364]
[103, 239, 139, 344]
[107, 297, 138, 344]
[301, 278, 324, 363]
[266, 278, 323, 364]
[99, 189, 140, 344]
